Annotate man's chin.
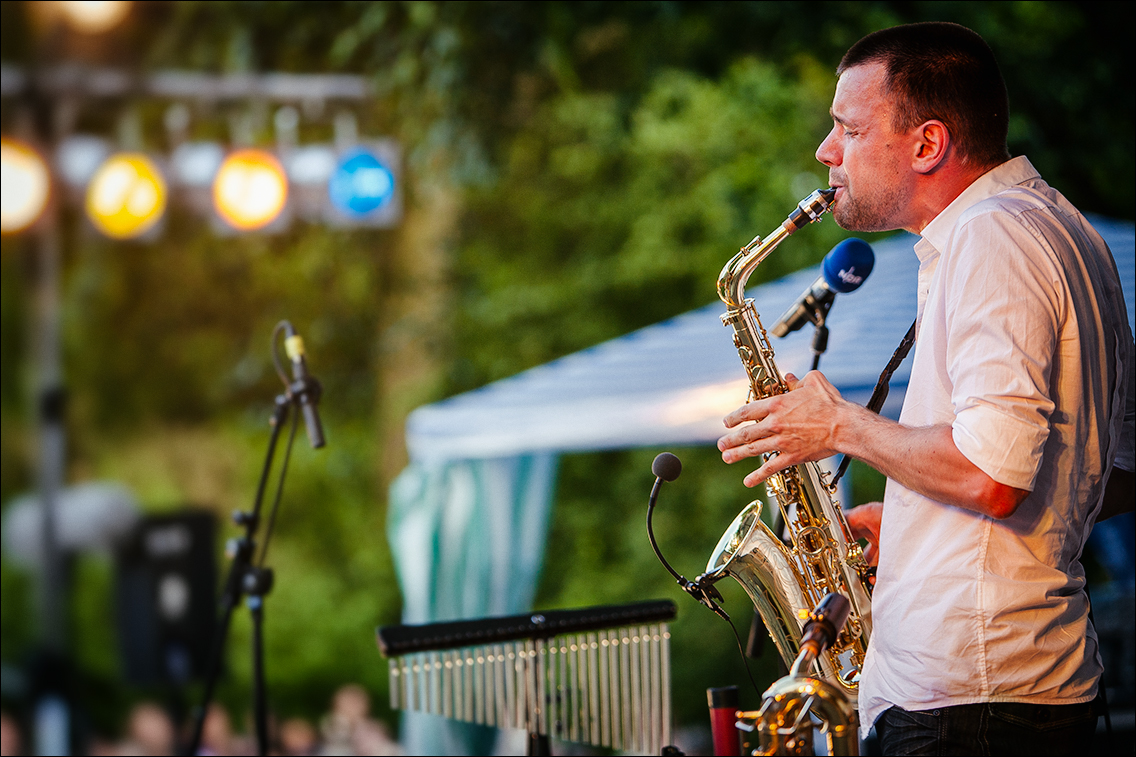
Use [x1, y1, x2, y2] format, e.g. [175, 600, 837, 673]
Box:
[832, 204, 865, 231]
[833, 203, 895, 233]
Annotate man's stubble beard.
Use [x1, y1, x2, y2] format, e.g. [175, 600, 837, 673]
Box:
[831, 183, 907, 233]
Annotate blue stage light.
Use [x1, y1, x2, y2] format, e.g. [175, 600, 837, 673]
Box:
[328, 149, 396, 216]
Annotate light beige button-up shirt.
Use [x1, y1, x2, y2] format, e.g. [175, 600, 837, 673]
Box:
[860, 156, 1132, 734]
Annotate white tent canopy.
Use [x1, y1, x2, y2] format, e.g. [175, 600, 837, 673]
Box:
[406, 217, 1135, 464]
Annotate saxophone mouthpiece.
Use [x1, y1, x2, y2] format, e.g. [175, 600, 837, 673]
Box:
[785, 188, 838, 232]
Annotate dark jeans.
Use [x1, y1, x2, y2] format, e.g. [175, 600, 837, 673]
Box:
[875, 701, 1097, 756]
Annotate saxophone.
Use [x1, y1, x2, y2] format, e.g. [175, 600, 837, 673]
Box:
[704, 188, 873, 692]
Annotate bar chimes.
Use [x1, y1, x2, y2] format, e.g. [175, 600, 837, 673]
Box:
[377, 600, 677, 754]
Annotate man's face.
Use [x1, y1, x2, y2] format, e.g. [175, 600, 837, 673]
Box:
[816, 63, 914, 232]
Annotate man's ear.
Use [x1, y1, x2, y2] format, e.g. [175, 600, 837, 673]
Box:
[912, 120, 950, 174]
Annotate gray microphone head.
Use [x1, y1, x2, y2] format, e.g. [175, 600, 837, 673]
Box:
[651, 452, 682, 482]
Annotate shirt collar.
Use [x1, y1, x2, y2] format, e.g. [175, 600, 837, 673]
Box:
[918, 155, 1040, 259]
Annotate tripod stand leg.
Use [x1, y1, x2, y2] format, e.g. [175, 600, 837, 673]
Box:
[188, 599, 236, 755]
[251, 596, 268, 757]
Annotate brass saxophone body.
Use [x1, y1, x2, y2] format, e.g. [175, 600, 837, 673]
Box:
[706, 189, 873, 692]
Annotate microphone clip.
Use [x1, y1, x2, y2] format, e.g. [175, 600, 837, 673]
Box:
[272, 320, 327, 449]
[683, 572, 730, 622]
[287, 374, 323, 407]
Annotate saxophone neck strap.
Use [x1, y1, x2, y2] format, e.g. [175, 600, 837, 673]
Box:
[832, 318, 917, 487]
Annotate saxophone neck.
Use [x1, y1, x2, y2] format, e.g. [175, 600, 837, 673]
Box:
[717, 189, 837, 308]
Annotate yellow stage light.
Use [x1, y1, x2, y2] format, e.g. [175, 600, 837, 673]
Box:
[57, 1, 131, 34]
[85, 153, 167, 240]
[212, 149, 288, 231]
[1, 137, 52, 235]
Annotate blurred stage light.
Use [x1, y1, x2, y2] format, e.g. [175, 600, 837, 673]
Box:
[213, 149, 288, 231]
[57, 0, 131, 34]
[1, 137, 51, 234]
[329, 148, 395, 216]
[285, 144, 336, 222]
[170, 141, 224, 188]
[85, 153, 167, 239]
[55, 134, 111, 190]
[287, 145, 337, 186]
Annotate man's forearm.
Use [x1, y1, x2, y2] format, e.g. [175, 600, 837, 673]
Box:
[718, 371, 1031, 518]
[835, 403, 1030, 519]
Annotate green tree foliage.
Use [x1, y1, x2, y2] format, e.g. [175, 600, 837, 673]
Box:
[451, 57, 853, 389]
[1, 0, 1131, 745]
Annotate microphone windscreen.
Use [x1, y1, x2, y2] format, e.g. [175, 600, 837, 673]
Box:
[822, 238, 874, 293]
[651, 452, 682, 482]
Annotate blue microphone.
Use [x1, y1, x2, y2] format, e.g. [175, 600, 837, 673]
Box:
[771, 238, 874, 337]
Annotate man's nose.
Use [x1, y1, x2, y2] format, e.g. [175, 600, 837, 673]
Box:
[816, 128, 840, 167]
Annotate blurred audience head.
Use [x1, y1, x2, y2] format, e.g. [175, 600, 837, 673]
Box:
[1, 711, 21, 757]
[200, 703, 232, 756]
[279, 717, 317, 756]
[331, 684, 370, 726]
[123, 702, 176, 756]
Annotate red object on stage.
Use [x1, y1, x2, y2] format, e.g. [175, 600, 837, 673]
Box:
[708, 686, 741, 756]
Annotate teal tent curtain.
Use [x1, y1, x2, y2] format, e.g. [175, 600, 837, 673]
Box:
[387, 453, 558, 754]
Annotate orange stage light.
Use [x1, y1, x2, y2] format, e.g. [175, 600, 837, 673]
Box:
[212, 149, 288, 231]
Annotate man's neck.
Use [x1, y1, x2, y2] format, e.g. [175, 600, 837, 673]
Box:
[904, 160, 1001, 234]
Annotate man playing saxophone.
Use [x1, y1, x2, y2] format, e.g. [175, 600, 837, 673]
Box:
[716, 22, 1133, 756]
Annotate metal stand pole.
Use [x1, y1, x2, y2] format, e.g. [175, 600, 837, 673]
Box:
[30, 187, 75, 757]
[187, 395, 291, 757]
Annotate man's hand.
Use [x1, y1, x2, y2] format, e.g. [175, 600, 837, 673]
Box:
[846, 502, 883, 566]
[717, 371, 850, 487]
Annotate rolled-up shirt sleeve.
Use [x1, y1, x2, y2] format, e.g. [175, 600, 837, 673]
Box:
[942, 210, 1063, 491]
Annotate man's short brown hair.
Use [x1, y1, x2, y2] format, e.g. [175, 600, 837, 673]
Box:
[838, 22, 1010, 168]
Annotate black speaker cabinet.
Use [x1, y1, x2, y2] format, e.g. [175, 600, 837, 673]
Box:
[115, 511, 217, 686]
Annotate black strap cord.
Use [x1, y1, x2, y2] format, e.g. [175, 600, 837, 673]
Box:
[832, 318, 917, 488]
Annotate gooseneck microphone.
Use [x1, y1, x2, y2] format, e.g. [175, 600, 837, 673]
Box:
[651, 451, 683, 484]
[770, 238, 874, 338]
[282, 323, 326, 449]
[645, 453, 730, 621]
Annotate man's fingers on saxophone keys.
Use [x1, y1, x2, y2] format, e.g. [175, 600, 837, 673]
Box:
[721, 409, 750, 430]
[718, 417, 776, 460]
[722, 395, 779, 429]
[722, 433, 779, 464]
[743, 452, 793, 488]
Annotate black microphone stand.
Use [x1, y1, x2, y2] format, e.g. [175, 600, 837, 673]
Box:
[187, 326, 321, 757]
[808, 298, 835, 372]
